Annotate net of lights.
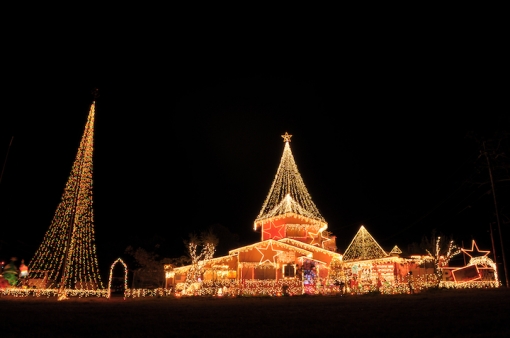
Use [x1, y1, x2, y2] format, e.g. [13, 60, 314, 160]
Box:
[26, 102, 105, 299]
[342, 226, 388, 261]
[254, 133, 326, 232]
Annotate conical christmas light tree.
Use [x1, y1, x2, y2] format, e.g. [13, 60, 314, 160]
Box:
[342, 225, 388, 261]
[254, 132, 334, 250]
[28, 98, 104, 298]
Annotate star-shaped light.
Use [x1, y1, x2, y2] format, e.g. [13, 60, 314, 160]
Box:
[461, 240, 490, 258]
[320, 235, 332, 249]
[281, 132, 292, 142]
[308, 230, 323, 247]
[262, 222, 286, 241]
[256, 242, 283, 266]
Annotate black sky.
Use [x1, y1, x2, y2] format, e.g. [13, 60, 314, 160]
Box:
[0, 20, 508, 276]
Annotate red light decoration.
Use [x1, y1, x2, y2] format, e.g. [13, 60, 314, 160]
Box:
[262, 222, 286, 240]
[461, 240, 490, 259]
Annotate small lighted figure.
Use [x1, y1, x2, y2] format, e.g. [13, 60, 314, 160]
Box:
[19, 259, 28, 278]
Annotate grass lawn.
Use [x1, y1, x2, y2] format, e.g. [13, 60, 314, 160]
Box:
[2, 288, 510, 337]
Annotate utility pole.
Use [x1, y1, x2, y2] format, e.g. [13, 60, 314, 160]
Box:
[483, 141, 509, 287]
[489, 222, 498, 267]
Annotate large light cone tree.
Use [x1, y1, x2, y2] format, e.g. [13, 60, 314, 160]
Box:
[28, 96, 104, 299]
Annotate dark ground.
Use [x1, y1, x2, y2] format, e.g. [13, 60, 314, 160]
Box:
[1, 288, 510, 337]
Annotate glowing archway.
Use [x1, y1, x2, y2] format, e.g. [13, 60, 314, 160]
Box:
[108, 258, 128, 299]
[468, 256, 498, 284]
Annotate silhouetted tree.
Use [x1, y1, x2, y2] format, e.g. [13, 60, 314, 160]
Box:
[125, 246, 168, 289]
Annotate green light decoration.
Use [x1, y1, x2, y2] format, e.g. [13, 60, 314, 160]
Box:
[343, 225, 388, 261]
[27, 100, 105, 300]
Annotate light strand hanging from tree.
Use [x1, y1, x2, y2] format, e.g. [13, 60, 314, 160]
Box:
[426, 236, 461, 284]
[27, 100, 105, 299]
[183, 232, 217, 294]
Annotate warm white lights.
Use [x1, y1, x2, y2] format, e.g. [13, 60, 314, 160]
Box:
[342, 226, 388, 261]
[27, 101, 105, 299]
[254, 135, 326, 233]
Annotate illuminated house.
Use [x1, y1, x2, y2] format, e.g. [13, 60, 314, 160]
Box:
[165, 133, 499, 294]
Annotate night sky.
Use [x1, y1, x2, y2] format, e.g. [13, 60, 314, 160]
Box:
[0, 24, 508, 277]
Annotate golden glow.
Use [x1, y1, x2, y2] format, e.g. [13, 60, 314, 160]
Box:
[343, 225, 388, 261]
[281, 132, 292, 142]
[254, 134, 326, 232]
[229, 239, 311, 257]
[256, 242, 283, 267]
[108, 258, 128, 299]
[183, 236, 216, 293]
[307, 224, 328, 247]
[27, 101, 105, 299]
[425, 236, 461, 284]
[389, 245, 402, 255]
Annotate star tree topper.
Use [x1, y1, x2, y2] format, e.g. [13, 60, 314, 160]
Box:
[281, 132, 292, 142]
